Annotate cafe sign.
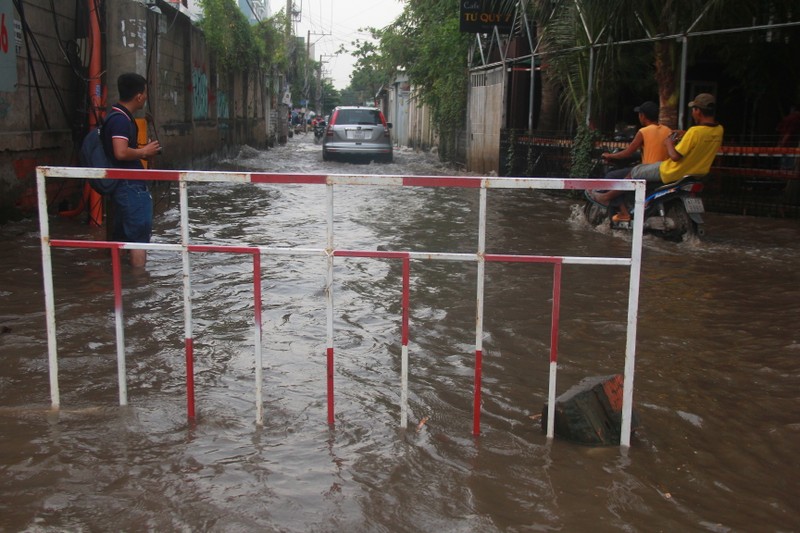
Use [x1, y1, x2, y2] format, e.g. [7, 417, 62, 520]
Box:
[460, 0, 515, 34]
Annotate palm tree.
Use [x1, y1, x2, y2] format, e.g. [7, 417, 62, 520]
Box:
[533, 0, 798, 129]
[528, 0, 620, 175]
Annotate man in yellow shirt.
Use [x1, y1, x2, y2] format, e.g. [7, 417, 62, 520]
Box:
[594, 93, 723, 222]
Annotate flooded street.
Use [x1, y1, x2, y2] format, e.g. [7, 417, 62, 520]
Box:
[1, 132, 799, 532]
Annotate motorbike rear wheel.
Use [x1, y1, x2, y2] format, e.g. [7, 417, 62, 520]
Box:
[583, 201, 608, 227]
[664, 202, 694, 241]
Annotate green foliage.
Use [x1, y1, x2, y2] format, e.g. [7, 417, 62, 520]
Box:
[339, 28, 393, 98]
[506, 130, 516, 176]
[254, 15, 287, 72]
[530, 0, 616, 125]
[198, 0, 283, 72]
[526, 143, 536, 177]
[570, 122, 597, 178]
[533, 0, 800, 131]
[320, 79, 341, 115]
[383, 1, 472, 136]
[340, 0, 472, 146]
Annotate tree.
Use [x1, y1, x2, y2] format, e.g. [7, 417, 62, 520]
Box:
[319, 79, 341, 115]
[254, 12, 288, 73]
[339, 30, 393, 104]
[533, 0, 799, 130]
[380, 0, 472, 160]
[337, 1, 474, 160]
[528, 0, 799, 174]
[198, 0, 263, 71]
[528, 0, 616, 174]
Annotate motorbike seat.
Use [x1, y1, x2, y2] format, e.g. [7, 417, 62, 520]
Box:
[651, 174, 705, 193]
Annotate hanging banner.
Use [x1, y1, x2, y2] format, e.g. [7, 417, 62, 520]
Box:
[0, 0, 17, 91]
[460, 0, 515, 34]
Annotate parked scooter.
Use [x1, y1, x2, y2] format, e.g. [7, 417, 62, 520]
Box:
[584, 175, 706, 241]
[313, 120, 327, 144]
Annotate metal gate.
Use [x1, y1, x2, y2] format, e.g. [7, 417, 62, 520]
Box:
[467, 67, 505, 174]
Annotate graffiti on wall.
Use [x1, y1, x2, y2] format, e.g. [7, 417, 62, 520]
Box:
[217, 90, 229, 119]
[192, 66, 208, 119]
[120, 18, 146, 49]
[0, 0, 18, 91]
[160, 69, 178, 106]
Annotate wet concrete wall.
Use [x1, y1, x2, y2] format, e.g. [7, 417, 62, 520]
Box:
[0, 0, 273, 221]
[0, 0, 80, 219]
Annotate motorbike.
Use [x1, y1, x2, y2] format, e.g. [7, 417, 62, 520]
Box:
[583, 152, 706, 241]
[313, 120, 327, 144]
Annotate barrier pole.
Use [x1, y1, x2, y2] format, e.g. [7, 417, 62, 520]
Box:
[325, 182, 335, 426]
[620, 181, 645, 446]
[254, 252, 264, 425]
[36, 168, 60, 409]
[111, 247, 127, 405]
[546, 262, 563, 439]
[179, 180, 195, 419]
[473, 185, 488, 436]
[333, 249, 412, 428]
[400, 257, 410, 429]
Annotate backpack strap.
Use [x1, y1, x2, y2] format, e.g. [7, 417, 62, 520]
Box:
[100, 108, 137, 162]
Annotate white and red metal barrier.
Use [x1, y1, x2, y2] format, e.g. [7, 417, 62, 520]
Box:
[36, 166, 645, 446]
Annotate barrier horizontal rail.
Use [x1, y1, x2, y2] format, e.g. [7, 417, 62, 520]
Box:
[37, 166, 645, 446]
[36, 165, 640, 191]
[48, 240, 633, 267]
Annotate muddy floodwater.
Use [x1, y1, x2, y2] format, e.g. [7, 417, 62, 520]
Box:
[1, 134, 799, 531]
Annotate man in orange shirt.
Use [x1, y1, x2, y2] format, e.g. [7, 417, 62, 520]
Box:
[601, 101, 672, 178]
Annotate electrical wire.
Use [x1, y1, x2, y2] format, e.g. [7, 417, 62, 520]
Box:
[48, 0, 95, 82]
[12, 0, 54, 129]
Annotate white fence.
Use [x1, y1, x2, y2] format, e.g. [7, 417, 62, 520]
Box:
[37, 166, 645, 446]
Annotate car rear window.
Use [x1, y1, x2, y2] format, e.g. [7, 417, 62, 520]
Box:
[335, 109, 383, 125]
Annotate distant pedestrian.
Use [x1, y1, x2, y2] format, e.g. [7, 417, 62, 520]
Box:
[776, 105, 800, 171]
[777, 105, 800, 148]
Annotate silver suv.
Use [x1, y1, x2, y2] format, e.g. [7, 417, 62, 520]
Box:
[322, 106, 393, 163]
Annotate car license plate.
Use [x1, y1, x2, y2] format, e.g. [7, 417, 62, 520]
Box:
[347, 129, 367, 140]
[682, 196, 705, 214]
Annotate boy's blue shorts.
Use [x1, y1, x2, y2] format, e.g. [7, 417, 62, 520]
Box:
[111, 182, 152, 243]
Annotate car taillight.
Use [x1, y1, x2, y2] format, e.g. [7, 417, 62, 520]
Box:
[326, 111, 338, 136]
[378, 113, 390, 137]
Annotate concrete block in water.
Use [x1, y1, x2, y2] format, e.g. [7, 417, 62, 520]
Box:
[542, 374, 638, 446]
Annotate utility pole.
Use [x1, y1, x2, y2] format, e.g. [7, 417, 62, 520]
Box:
[319, 54, 335, 115]
[285, 0, 292, 37]
[308, 32, 331, 114]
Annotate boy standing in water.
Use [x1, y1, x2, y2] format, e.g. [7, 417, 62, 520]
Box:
[102, 73, 161, 267]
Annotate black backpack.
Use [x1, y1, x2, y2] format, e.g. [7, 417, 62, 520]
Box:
[79, 110, 131, 194]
